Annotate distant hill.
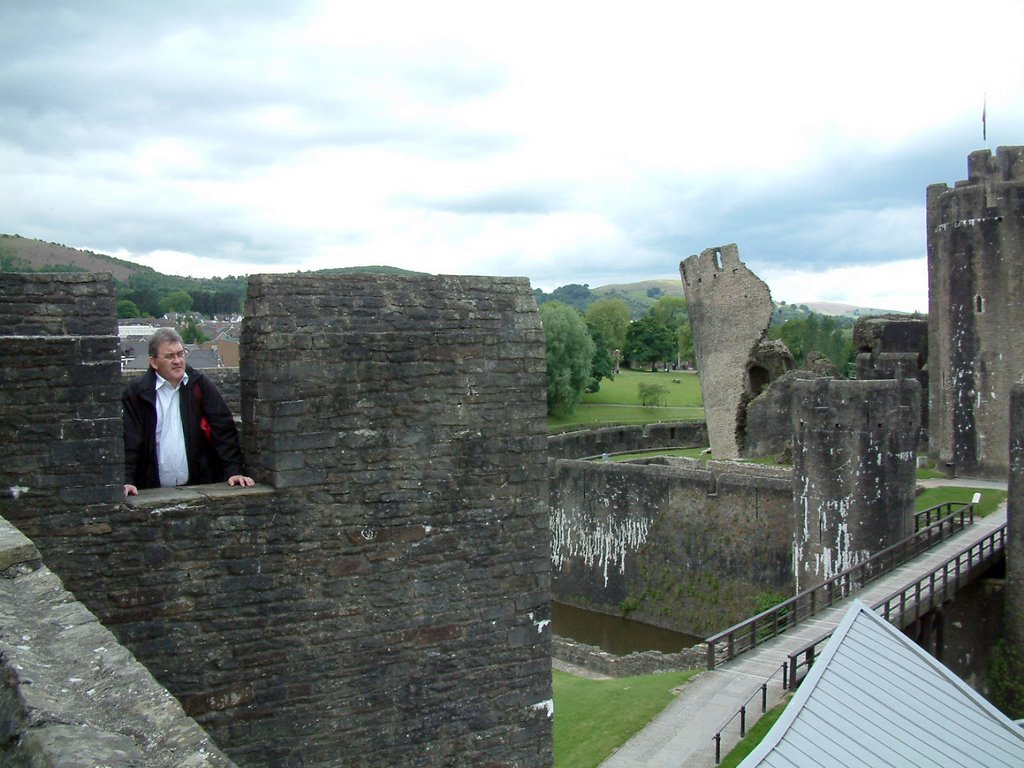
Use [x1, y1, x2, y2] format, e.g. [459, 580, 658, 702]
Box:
[801, 301, 913, 317]
[3, 233, 909, 322]
[0, 234, 151, 282]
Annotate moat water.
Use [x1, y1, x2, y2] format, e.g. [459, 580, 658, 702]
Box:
[551, 601, 703, 656]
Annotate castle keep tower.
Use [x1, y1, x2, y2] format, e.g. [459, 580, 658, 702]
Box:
[927, 146, 1024, 477]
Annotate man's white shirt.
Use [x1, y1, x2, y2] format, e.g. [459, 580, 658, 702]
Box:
[154, 371, 189, 487]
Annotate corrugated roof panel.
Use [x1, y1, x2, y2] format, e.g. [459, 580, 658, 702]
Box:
[737, 601, 1024, 768]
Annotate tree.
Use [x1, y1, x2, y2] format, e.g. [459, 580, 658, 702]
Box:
[541, 301, 595, 416]
[677, 321, 694, 367]
[159, 289, 193, 315]
[585, 298, 631, 353]
[180, 317, 209, 344]
[586, 322, 615, 393]
[624, 315, 676, 370]
[637, 382, 669, 407]
[117, 300, 140, 319]
[122, 287, 160, 317]
[768, 313, 852, 372]
[648, 296, 688, 331]
[548, 284, 594, 314]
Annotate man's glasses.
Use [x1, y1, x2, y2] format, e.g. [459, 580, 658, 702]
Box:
[156, 350, 189, 361]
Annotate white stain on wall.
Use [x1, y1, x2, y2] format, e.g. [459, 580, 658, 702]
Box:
[550, 507, 651, 587]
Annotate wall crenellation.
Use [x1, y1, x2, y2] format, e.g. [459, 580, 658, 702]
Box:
[0, 270, 553, 767]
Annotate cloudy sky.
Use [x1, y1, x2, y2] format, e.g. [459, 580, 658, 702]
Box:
[5, 1, 1023, 312]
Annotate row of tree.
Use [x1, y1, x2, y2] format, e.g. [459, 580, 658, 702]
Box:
[541, 296, 860, 416]
[541, 296, 696, 415]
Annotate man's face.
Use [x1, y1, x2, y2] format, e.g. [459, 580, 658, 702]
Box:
[150, 340, 186, 385]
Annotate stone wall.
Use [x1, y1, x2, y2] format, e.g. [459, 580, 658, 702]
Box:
[552, 636, 704, 678]
[0, 271, 553, 767]
[853, 314, 929, 440]
[933, 575, 1006, 695]
[547, 420, 707, 460]
[0, 274, 123, 510]
[927, 146, 1024, 478]
[0, 272, 116, 336]
[550, 457, 792, 637]
[680, 244, 774, 460]
[742, 370, 822, 459]
[1008, 384, 1024, 656]
[0, 516, 235, 768]
[791, 377, 921, 592]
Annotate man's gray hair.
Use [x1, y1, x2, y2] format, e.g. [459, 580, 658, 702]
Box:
[148, 328, 184, 358]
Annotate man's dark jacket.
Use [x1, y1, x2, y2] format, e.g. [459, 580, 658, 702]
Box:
[123, 366, 244, 490]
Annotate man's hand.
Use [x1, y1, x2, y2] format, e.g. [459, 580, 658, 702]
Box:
[124, 484, 138, 497]
[228, 475, 255, 488]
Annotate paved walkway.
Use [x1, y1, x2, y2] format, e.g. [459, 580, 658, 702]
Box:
[599, 480, 1008, 768]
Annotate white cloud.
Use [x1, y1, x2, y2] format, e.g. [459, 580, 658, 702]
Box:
[759, 259, 929, 313]
[3, 0, 1024, 313]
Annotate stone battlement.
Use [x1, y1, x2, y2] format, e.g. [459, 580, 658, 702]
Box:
[0, 271, 553, 767]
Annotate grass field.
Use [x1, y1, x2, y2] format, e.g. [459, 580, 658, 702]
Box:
[552, 669, 699, 768]
[548, 369, 704, 430]
[915, 486, 1007, 517]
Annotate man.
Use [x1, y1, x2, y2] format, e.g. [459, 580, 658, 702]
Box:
[123, 328, 254, 496]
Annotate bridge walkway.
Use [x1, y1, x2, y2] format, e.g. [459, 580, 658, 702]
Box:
[599, 484, 1007, 768]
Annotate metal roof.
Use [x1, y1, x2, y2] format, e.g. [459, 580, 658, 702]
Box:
[738, 600, 1024, 767]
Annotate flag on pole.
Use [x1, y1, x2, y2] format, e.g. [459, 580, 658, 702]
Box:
[983, 95, 987, 142]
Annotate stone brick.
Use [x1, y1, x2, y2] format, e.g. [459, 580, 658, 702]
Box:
[1, 271, 553, 768]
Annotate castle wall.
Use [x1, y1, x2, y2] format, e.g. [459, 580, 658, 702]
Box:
[680, 244, 773, 459]
[927, 146, 1024, 478]
[852, 314, 929, 440]
[550, 458, 792, 637]
[0, 271, 552, 767]
[546, 420, 707, 460]
[1008, 383, 1024, 655]
[742, 370, 822, 459]
[791, 378, 921, 592]
[0, 516, 235, 768]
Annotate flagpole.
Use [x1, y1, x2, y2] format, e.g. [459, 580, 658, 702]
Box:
[983, 94, 988, 148]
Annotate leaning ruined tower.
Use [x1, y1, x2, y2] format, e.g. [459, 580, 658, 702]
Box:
[927, 146, 1024, 478]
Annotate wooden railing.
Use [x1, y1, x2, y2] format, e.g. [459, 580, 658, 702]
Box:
[785, 524, 1007, 686]
[704, 502, 974, 670]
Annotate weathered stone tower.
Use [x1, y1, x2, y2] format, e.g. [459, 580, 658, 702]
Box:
[680, 244, 774, 459]
[791, 377, 921, 592]
[927, 146, 1024, 478]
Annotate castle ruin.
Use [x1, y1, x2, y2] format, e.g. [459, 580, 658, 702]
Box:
[680, 244, 774, 459]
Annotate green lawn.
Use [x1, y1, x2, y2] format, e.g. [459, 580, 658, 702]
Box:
[549, 369, 704, 430]
[915, 486, 1007, 517]
[583, 369, 702, 406]
[552, 669, 699, 768]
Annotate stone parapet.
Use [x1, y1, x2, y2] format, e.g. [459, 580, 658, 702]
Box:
[547, 420, 707, 460]
[552, 636, 704, 678]
[0, 272, 117, 336]
[0, 515, 235, 768]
